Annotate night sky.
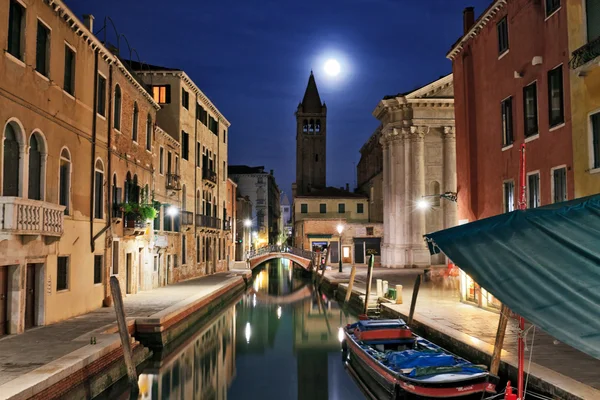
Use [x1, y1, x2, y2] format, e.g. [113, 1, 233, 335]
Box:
[67, 0, 490, 197]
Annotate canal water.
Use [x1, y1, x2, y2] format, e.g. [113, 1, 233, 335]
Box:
[96, 259, 365, 399]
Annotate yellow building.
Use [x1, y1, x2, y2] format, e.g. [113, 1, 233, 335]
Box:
[568, 0, 600, 197]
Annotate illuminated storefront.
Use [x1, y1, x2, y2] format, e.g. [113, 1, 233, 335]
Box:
[459, 269, 501, 310]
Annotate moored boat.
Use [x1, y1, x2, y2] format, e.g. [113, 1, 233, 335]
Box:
[341, 318, 499, 399]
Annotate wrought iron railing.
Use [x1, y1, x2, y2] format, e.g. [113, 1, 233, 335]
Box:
[244, 245, 315, 261]
[166, 173, 181, 190]
[202, 168, 217, 184]
[195, 214, 221, 229]
[181, 211, 194, 225]
[570, 36, 600, 69]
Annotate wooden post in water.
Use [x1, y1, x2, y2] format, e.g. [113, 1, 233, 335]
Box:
[407, 274, 422, 326]
[110, 276, 138, 390]
[344, 264, 357, 303]
[363, 255, 375, 315]
[490, 303, 510, 375]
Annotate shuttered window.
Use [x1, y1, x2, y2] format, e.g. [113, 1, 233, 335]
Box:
[8, 0, 25, 60]
[97, 75, 106, 116]
[553, 167, 567, 203]
[501, 97, 513, 146]
[503, 181, 515, 212]
[94, 255, 103, 284]
[64, 45, 75, 95]
[182, 131, 189, 160]
[547, 66, 564, 127]
[591, 112, 600, 169]
[587, 0, 600, 42]
[497, 17, 509, 54]
[528, 173, 540, 209]
[523, 83, 538, 137]
[57, 257, 69, 291]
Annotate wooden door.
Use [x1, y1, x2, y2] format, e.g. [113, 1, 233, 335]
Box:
[126, 253, 132, 294]
[342, 246, 352, 264]
[25, 264, 35, 329]
[0, 267, 8, 336]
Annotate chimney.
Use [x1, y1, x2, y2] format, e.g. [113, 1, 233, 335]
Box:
[83, 14, 94, 33]
[345, 183, 349, 192]
[270, 169, 274, 176]
[463, 7, 475, 35]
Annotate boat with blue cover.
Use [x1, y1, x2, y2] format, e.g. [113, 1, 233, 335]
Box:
[341, 318, 499, 399]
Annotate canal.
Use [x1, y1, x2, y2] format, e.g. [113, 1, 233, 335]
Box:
[95, 259, 364, 399]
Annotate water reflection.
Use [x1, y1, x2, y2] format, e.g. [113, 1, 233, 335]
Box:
[107, 259, 363, 400]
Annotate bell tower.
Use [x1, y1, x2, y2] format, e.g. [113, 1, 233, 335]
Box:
[294, 71, 327, 197]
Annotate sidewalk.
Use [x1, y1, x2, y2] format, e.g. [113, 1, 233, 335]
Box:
[323, 266, 600, 400]
[0, 269, 251, 400]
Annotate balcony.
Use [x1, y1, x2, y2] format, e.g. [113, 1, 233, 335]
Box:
[202, 168, 217, 187]
[166, 173, 181, 191]
[124, 215, 148, 237]
[570, 36, 600, 70]
[195, 214, 221, 231]
[0, 197, 65, 237]
[181, 211, 194, 225]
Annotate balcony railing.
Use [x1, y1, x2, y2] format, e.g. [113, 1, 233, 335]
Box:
[0, 197, 65, 236]
[195, 214, 221, 229]
[182, 211, 194, 225]
[202, 168, 217, 185]
[166, 173, 181, 190]
[570, 35, 600, 70]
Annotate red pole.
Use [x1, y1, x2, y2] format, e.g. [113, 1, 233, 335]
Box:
[517, 143, 526, 399]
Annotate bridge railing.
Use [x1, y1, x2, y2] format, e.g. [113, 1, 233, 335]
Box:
[245, 245, 315, 262]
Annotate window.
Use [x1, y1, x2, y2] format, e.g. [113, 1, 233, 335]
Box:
[196, 236, 200, 263]
[196, 142, 201, 167]
[94, 255, 103, 284]
[319, 203, 326, 213]
[3, 123, 20, 196]
[301, 203, 308, 213]
[113, 85, 122, 131]
[528, 173, 540, 209]
[182, 235, 187, 264]
[357, 203, 364, 214]
[545, 0, 560, 16]
[63, 45, 75, 95]
[338, 203, 345, 213]
[97, 74, 106, 116]
[57, 256, 69, 291]
[28, 133, 42, 200]
[503, 181, 515, 212]
[548, 66, 564, 127]
[315, 154, 319, 162]
[366, 227, 374, 236]
[182, 88, 189, 109]
[152, 85, 170, 104]
[497, 17, 509, 55]
[182, 131, 189, 160]
[501, 97, 513, 146]
[553, 167, 567, 203]
[146, 114, 152, 151]
[35, 21, 50, 77]
[223, 130, 227, 143]
[587, 0, 600, 42]
[59, 148, 71, 215]
[132, 103, 139, 142]
[591, 112, 600, 169]
[159, 147, 164, 174]
[154, 255, 159, 272]
[523, 83, 538, 137]
[209, 116, 218, 135]
[112, 241, 119, 275]
[197, 105, 207, 125]
[94, 159, 104, 219]
[8, 0, 25, 60]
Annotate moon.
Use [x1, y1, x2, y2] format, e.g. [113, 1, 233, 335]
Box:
[324, 59, 341, 76]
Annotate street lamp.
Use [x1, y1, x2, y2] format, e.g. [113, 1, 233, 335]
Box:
[337, 224, 344, 272]
[244, 219, 252, 227]
[167, 205, 179, 216]
[418, 191, 458, 210]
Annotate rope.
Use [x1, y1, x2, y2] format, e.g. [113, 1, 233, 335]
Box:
[524, 326, 536, 399]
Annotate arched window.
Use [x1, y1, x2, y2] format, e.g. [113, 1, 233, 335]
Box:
[316, 119, 321, 132]
[132, 102, 138, 142]
[114, 85, 122, 131]
[132, 174, 139, 203]
[430, 181, 441, 207]
[309, 119, 314, 132]
[94, 159, 104, 219]
[302, 119, 308, 133]
[182, 185, 187, 211]
[28, 133, 43, 200]
[124, 172, 132, 203]
[59, 148, 71, 215]
[196, 190, 201, 214]
[146, 114, 152, 151]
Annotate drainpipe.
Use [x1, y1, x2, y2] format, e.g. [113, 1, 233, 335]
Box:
[90, 49, 99, 253]
[194, 93, 198, 237]
[217, 118, 221, 271]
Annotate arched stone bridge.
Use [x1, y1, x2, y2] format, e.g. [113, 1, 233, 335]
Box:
[245, 245, 316, 270]
[248, 285, 313, 305]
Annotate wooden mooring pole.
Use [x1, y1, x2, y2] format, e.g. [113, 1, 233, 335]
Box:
[407, 274, 422, 326]
[110, 276, 139, 391]
[363, 255, 375, 315]
[490, 303, 510, 375]
[344, 264, 357, 304]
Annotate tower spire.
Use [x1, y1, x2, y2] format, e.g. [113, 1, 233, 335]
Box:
[301, 72, 323, 113]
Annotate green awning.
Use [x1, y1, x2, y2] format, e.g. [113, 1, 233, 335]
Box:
[308, 234, 333, 239]
[424, 194, 600, 359]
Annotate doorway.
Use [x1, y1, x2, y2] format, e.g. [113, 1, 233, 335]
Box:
[126, 253, 133, 294]
[0, 267, 8, 336]
[166, 254, 172, 286]
[342, 246, 352, 264]
[25, 264, 36, 330]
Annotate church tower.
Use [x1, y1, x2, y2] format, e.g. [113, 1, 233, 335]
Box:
[294, 72, 327, 197]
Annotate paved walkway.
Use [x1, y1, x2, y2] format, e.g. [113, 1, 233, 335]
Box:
[325, 266, 600, 393]
[0, 270, 249, 387]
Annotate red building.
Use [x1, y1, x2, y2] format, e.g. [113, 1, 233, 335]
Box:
[451, 0, 573, 224]
[449, 1, 573, 308]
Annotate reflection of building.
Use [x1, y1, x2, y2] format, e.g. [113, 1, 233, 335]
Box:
[228, 165, 281, 245]
[280, 192, 292, 240]
[226, 178, 237, 267]
[235, 292, 281, 354]
[450, 4, 573, 309]
[235, 196, 252, 260]
[293, 187, 383, 266]
[374, 74, 456, 268]
[139, 305, 236, 399]
[357, 126, 383, 223]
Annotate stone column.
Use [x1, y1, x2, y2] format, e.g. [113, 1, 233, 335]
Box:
[443, 127, 457, 229]
[381, 137, 391, 266]
[410, 126, 429, 266]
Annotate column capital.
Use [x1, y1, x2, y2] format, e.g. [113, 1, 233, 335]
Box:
[407, 126, 427, 141]
[443, 126, 456, 139]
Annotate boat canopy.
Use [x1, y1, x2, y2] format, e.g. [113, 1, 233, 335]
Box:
[424, 195, 600, 360]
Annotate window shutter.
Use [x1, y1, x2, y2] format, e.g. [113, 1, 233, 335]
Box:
[587, 0, 600, 42]
[165, 85, 171, 104]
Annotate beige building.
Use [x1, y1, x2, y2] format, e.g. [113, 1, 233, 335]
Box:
[374, 74, 456, 268]
[357, 126, 383, 223]
[293, 188, 383, 266]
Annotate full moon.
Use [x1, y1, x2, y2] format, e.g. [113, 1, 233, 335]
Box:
[324, 59, 341, 76]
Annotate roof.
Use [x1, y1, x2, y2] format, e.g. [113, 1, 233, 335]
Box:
[382, 74, 452, 100]
[228, 165, 266, 175]
[120, 59, 180, 72]
[281, 193, 290, 206]
[425, 194, 600, 360]
[295, 186, 366, 199]
[300, 71, 324, 113]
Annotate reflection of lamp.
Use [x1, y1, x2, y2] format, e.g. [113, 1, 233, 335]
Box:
[338, 327, 345, 343]
[337, 224, 344, 272]
[277, 306, 282, 319]
[245, 322, 251, 343]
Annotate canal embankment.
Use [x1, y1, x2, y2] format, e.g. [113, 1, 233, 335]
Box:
[0, 269, 252, 400]
[318, 266, 600, 400]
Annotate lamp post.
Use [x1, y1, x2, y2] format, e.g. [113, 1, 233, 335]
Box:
[416, 191, 458, 210]
[337, 224, 344, 272]
[244, 219, 252, 253]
